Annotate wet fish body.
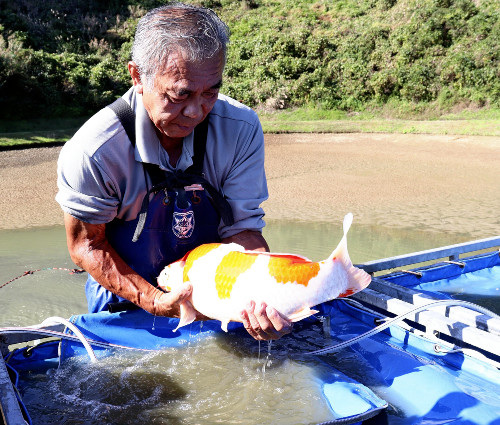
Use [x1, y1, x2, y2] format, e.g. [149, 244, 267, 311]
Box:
[158, 213, 371, 331]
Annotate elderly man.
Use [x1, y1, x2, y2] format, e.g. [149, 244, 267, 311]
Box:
[56, 3, 291, 340]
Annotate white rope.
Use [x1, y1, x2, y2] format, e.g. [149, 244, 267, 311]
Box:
[307, 300, 500, 356]
[40, 316, 98, 363]
[0, 326, 153, 352]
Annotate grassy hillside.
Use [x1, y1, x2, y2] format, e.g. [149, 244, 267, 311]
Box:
[0, 0, 498, 123]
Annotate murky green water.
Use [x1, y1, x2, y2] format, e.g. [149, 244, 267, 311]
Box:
[19, 329, 342, 425]
[0, 220, 473, 326]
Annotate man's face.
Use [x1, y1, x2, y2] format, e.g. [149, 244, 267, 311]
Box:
[131, 51, 224, 141]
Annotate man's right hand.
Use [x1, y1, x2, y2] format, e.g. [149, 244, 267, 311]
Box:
[64, 212, 200, 318]
[147, 282, 193, 317]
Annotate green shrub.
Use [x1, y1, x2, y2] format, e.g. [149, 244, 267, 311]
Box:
[0, 0, 498, 118]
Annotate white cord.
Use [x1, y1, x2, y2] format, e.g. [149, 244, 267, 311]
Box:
[40, 316, 98, 363]
[307, 299, 500, 356]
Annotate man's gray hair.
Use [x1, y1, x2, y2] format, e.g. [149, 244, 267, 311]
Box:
[132, 3, 230, 88]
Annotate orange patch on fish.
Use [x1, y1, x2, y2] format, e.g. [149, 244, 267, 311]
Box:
[215, 251, 258, 299]
[268, 255, 320, 286]
[338, 288, 356, 298]
[183, 243, 220, 282]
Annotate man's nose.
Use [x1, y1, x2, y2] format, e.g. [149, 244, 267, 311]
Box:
[182, 97, 205, 120]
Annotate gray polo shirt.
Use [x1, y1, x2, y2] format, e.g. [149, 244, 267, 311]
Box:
[56, 87, 268, 239]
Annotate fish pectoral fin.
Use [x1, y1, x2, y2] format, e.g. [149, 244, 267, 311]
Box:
[173, 300, 197, 332]
[221, 320, 230, 332]
[288, 306, 319, 323]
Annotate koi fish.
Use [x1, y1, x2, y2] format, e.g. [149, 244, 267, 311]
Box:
[157, 213, 371, 332]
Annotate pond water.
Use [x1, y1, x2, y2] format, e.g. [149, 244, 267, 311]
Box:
[0, 219, 475, 326]
[18, 324, 349, 425]
[0, 220, 495, 425]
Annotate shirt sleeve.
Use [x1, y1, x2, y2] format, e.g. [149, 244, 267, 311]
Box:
[55, 110, 133, 224]
[217, 115, 269, 239]
[56, 144, 121, 224]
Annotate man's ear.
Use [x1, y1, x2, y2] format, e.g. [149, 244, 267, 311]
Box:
[128, 61, 144, 94]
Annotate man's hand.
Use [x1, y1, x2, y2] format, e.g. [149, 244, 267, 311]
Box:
[151, 282, 208, 321]
[148, 282, 192, 317]
[240, 301, 293, 341]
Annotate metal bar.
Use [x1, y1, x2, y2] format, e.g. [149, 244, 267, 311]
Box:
[351, 288, 500, 357]
[368, 278, 500, 335]
[0, 355, 26, 425]
[358, 236, 500, 274]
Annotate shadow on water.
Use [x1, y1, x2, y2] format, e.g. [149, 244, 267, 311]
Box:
[20, 352, 188, 425]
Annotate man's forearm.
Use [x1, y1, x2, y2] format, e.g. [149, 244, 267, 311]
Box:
[63, 213, 164, 314]
[221, 229, 269, 252]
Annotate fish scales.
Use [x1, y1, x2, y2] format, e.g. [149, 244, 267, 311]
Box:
[215, 251, 258, 299]
[268, 255, 321, 286]
[158, 213, 371, 332]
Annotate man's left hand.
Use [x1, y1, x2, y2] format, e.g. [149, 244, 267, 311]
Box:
[240, 301, 292, 341]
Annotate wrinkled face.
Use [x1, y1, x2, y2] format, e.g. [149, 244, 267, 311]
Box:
[157, 260, 185, 291]
[132, 50, 224, 142]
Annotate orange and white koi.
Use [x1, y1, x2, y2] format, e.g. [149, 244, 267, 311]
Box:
[157, 213, 371, 332]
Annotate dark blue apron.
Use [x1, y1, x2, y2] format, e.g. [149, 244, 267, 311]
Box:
[85, 99, 233, 313]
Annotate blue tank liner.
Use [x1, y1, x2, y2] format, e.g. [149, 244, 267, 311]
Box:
[2, 360, 33, 425]
[7, 340, 61, 373]
[57, 298, 500, 425]
[58, 309, 387, 425]
[379, 251, 500, 315]
[318, 300, 500, 425]
[6, 299, 500, 424]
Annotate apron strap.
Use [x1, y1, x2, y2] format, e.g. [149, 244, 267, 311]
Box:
[108, 98, 137, 146]
[107, 98, 234, 241]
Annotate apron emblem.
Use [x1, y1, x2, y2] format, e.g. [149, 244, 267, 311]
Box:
[172, 211, 195, 239]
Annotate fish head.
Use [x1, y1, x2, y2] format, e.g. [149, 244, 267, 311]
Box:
[157, 259, 185, 292]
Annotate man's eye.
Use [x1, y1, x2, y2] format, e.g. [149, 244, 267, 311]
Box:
[203, 90, 218, 99]
[164, 93, 188, 103]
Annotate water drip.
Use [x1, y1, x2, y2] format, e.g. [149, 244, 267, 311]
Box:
[261, 341, 273, 374]
[318, 315, 331, 339]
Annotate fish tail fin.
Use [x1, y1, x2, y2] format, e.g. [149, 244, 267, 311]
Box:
[327, 212, 353, 263]
[339, 264, 372, 297]
[328, 213, 371, 297]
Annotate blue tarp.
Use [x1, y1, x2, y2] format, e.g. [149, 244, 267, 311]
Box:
[321, 301, 500, 425]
